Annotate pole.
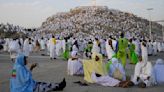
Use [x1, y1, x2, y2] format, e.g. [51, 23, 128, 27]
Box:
[147, 8, 153, 40]
[163, 26, 164, 41]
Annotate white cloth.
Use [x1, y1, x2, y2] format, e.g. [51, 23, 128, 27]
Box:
[91, 72, 120, 87]
[40, 39, 46, 50]
[153, 59, 164, 85]
[9, 40, 20, 59]
[133, 40, 140, 55]
[157, 42, 162, 52]
[132, 60, 153, 86]
[112, 39, 117, 52]
[109, 58, 126, 81]
[49, 38, 56, 58]
[106, 40, 115, 59]
[100, 39, 106, 55]
[9, 40, 20, 52]
[72, 45, 78, 52]
[152, 42, 157, 55]
[141, 43, 148, 63]
[23, 39, 30, 56]
[62, 40, 66, 53]
[67, 58, 83, 75]
[56, 40, 62, 56]
[147, 42, 153, 55]
[29, 44, 33, 52]
[92, 41, 100, 53]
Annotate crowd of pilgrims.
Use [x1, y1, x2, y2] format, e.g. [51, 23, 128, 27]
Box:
[1, 32, 164, 92]
[40, 6, 162, 38]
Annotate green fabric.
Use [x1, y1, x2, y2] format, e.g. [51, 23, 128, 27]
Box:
[106, 54, 116, 72]
[62, 42, 70, 60]
[117, 38, 128, 68]
[128, 43, 138, 64]
[84, 43, 93, 52]
[131, 52, 138, 64]
[106, 60, 112, 72]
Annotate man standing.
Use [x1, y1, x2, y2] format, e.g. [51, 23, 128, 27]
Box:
[49, 36, 56, 60]
[117, 32, 128, 68]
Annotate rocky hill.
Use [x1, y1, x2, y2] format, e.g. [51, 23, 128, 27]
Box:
[39, 6, 162, 39]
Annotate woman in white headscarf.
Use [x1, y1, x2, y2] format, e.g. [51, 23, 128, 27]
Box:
[92, 38, 100, 53]
[132, 56, 153, 88]
[106, 39, 115, 60]
[153, 59, 164, 85]
[109, 58, 126, 81]
[67, 51, 83, 76]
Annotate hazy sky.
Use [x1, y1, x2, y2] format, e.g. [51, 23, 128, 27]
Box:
[0, 0, 164, 28]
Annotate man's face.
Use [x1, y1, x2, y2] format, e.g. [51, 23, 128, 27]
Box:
[95, 56, 100, 61]
[139, 57, 142, 62]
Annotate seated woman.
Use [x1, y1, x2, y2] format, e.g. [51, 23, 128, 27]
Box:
[83, 52, 107, 83]
[153, 59, 164, 85]
[10, 54, 66, 92]
[67, 51, 83, 76]
[109, 58, 126, 81]
[131, 56, 154, 88]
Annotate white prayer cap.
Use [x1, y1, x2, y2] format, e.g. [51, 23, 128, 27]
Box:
[156, 59, 164, 64]
[71, 51, 78, 58]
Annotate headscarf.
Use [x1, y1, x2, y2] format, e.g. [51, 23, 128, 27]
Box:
[83, 53, 107, 83]
[71, 51, 78, 58]
[109, 58, 126, 80]
[153, 59, 164, 84]
[10, 54, 36, 92]
[155, 59, 164, 64]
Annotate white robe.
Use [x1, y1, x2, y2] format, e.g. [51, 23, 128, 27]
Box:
[133, 40, 140, 56]
[152, 42, 157, 55]
[46, 40, 50, 55]
[40, 39, 46, 50]
[106, 40, 115, 60]
[49, 38, 56, 58]
[132, 61, 153, 86]
[72, 45, 78, 52]
[100, 39, 106, 55]
[3, 38, 10, 51]
[112, 39, 117, 52]
[56, 40, 62, 56]
[23, 39, 30, 56]
[147, 42, 153, 55]
[141, 43, 148, 63]
[91, 72, 120, 87]
[92, 41, 100, 53]
[153, 59, 164, 85]
[157, 42, 162, 52]
[9, 40, 20, 59]
[67, 58, 83, 75]
[62, 40, 66, 53]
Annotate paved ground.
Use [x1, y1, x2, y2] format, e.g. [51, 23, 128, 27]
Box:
[0, 51, 164, 92]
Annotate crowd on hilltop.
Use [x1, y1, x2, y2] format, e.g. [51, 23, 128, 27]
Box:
[39, 6, 162, 40]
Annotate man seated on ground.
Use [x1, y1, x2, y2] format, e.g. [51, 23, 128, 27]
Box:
[132, 56, 154, 88]
[67, 51, 83, 76]
[153, 59, 164, 85]
[10, 54, 66, 92]
[83, 52, 107, 83]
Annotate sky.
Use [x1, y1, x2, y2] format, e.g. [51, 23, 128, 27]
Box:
[0, 0, 164, 28]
